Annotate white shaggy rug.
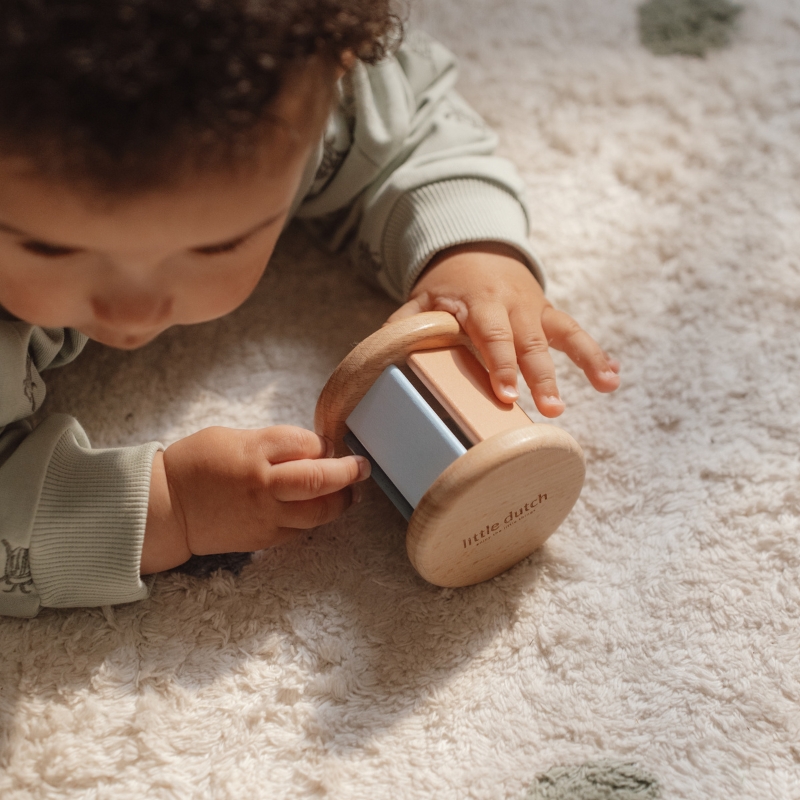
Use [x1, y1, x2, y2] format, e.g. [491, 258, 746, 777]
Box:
[2, 1, 799, 797]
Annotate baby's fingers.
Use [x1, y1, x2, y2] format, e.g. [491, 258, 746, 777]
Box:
[542, 306, 620, 392]
[270, 455, 371, 502]
[460, 302, 522, 403]
[277, 489, 355, 530]
[259, 425, 332, 463]
[508, 307, 564, 417]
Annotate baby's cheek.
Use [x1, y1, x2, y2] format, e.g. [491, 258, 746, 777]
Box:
[181, 253, 272, 323]
[0, 268, 83, 328]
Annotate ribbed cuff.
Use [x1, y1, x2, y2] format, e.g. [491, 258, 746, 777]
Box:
[380, 178, 546, 300]
[29, 430, 162, 609]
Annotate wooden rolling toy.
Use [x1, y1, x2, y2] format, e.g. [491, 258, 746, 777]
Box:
[314, 312, 585, 588]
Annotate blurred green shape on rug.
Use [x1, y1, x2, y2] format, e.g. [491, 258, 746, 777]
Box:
[638, 0, 743, 56]
[526, 761, 660, 800]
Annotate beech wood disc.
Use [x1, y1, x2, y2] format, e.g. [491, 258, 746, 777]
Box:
[406, 425, 585, 587]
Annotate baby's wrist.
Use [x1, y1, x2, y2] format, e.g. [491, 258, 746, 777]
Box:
[419, 241, 538, 288]
[430, 240, 531, 266]
[413, 242, 544, 303]
[141, 450, 191, 574]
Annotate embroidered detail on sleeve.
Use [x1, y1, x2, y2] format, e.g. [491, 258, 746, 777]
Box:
[23, 354, 38, 412]
[2, 539, 33, 594]
[441, 96, 489, 133]
[314, 140, 349, 190]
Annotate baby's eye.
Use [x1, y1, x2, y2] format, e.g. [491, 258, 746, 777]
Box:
[21, 239, 80, 257]
[192, 236, 247, 256]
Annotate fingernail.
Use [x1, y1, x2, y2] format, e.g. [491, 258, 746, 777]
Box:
[352, 483, 363, 505]
[543, 395, 564, 407]
[324, 437, 335, 458]
[600, 370, 620, 382]
[500, 383, 519, 402]
[355, 455, 372, 480]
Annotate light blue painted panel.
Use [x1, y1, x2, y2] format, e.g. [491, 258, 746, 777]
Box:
[346, 365, 467, 508]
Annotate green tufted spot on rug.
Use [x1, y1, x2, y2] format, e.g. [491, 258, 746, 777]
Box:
[526, 761, 661, 800]
[638, 0, 743, 56]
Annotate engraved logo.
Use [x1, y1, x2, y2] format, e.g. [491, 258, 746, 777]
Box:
[23, 354, 38, 411]
[463, 494, 548, 549]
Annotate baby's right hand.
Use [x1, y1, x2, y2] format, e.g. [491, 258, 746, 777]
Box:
[141, 425, 371, 574]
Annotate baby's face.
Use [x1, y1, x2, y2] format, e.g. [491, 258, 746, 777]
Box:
[0, 131, 315, 349]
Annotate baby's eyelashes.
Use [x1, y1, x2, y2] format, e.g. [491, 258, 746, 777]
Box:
[19, 234, 248, 260]
[191, 236, 248, 256]
[20, 239, 80, 257]
[190, 210, 287, 256]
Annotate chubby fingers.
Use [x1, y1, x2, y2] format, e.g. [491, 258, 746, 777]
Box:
[457, 300, 524, 405]
[460, 300, 571, 419]
[272, 455, 370, 530]
[386, 291, 523, 403]
[541, 306, 620, 393]
[269, 455, 371, 531]
[276, 490, 353, 531]
[258, 425, 333, 463]
[271, 454, 371, 503]
[507, 305, 565, 417]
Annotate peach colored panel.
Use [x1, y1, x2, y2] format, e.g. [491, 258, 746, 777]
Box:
[407, 347, 532, 444]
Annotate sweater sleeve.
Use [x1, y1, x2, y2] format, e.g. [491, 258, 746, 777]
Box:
[0, 317, 160, 617]
[293, 30, 545, 302]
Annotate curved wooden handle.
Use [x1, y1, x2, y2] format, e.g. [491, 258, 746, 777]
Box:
[314, 311, 470, 452]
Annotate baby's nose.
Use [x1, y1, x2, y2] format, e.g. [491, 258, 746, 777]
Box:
[91, 293, 174, 328]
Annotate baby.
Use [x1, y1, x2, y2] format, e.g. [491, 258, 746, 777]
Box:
[0, 0, 619, 617]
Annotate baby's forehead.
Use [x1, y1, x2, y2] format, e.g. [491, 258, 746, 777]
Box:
[0, 79, 330, 199]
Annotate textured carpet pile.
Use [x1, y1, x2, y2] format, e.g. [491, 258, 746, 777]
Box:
[1, 0, 799, 797]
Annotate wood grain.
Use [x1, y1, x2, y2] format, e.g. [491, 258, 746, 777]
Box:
[315, 311, 470, 454]
[406, 424, 585, 587]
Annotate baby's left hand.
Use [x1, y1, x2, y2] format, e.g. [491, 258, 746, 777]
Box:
[387, 243, 620, 417]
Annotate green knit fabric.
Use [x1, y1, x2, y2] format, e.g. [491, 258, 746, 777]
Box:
[526, 761, 660, 800]
[638, 0, 743, 57]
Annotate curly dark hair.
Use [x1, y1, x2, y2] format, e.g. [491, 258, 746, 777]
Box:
[0, 0, 403, 192]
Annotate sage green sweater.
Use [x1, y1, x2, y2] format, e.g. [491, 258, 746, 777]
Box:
[0, 32, 543, 616]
